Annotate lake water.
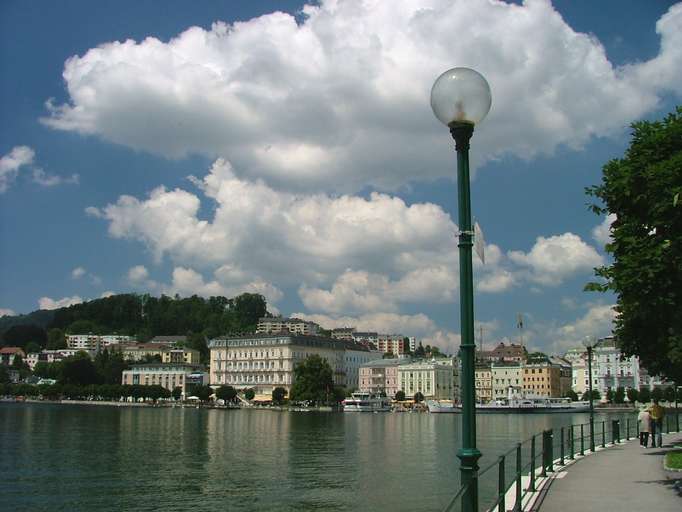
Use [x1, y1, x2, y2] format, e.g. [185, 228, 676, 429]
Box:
[0, 403, 635, 511]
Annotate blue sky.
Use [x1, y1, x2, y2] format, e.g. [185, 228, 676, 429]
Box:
[1, 0, 680, 355]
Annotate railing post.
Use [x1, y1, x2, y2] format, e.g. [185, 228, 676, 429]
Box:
[541, 431, 548, 477]
[677, 411, 680, 433]
[560, 427, 565, 465]
[514, 443, 521, 512]
[612, 419, 619, 444]
[626, 418, 630, 440]
[498, 455, 505, 512]
[579, 424, 584, 456]
[529, 435, 536, 492]
[602, 421, 606, 448]
[666, 415, 670, 434]
[569, 425, 574, 460]
[547, 429, 554, 473]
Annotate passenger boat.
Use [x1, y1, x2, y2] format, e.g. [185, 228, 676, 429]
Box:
[427, 397, 590, 414]
[342, 391, 392, 412]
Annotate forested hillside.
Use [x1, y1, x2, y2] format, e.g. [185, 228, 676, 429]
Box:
[0, 292, 270, 358]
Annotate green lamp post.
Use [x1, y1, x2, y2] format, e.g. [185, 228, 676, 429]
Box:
[583, 335, 597, 452]
[431, 67, 491, 512]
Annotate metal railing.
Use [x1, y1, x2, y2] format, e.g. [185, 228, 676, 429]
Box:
[442, 411, 681, 512]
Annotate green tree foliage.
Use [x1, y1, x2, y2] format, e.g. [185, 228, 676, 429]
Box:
[0, 365, 9, 384]
[663, 386, 676, 403]
[563, 390, 579, 401]
[187, 384, 212, 402]
[414, 392, 424, 403]
[1, 324, 47, 350]
[244, 388, 255, 400]
[626, 388, 639, 403]
[290, 354, 334, 404]
[402, 337, 411, 355]
[216, 385, 238, 402]
[94, 350, 129, 385]
[59, 352, 101, 386]
[46, 328, 66, 350]
[651, 387, 664, 402]
[606, 389, 616, 404]
[272, 386, 287, 404]
[639, 387, 651, 403]
[332, 386, 346, 403]
[586, 107, 682, 382]
[614, 387, 625, 404]
[581, 390, 601, 401]
[414, 342, 426, 358]
[172, 386, 182, 400]
[395, 390, 406, 401]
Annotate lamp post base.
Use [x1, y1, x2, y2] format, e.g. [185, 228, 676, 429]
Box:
[458, 448, 482, 512]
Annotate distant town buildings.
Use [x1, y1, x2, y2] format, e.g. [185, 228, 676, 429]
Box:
[377, 334, 405, 355]
[0, 347, 25, 366]
[477, 342, 527, 363]
[358, 359, 412, 398]
[257, 317, 320, 336]
[121, 363, 207, 396]
[398, 360, 458, 400]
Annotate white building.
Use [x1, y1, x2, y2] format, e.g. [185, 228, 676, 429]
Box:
[25, 349, 87, 370]
[352, 332, 378, 349]
[331, 327, 356, 340]
[408, 337, 417, 352]
[99, 335, 134, 347]
[209, 334, 349, 395]
[256, 317, 320, 336]
[340, 341, 383, 391]
[491, 362, 523, 399]
[121, 363, 207, 396]
[67, 334, 101, 352]
[397, 360, 457, 400]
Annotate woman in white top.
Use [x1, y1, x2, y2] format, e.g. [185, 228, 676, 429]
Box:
[637, 408, 651, 447]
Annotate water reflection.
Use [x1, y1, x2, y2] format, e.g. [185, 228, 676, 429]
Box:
[0, 404, 636, 512]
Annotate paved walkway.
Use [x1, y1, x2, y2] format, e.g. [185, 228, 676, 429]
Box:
[531, 432, 682, 512]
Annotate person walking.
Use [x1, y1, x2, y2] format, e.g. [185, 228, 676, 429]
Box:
[637, 407, 651, 447]
[649, 400, 665, 448]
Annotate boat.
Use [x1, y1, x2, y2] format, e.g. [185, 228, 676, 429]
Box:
[342, 391, 391, 412]
[428, 397, 591, 414]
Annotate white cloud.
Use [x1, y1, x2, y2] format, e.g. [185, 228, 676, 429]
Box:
[32, 168, 79, 187]
[39, 295, 83, 310]
[549, 303, 616, 353]
[477, 269, 515, 293]
[41, 1, 682, 191]
[592, 213, 616, 246]
[0, 146, 34, 193]
[71, 266, 86, 279]
[421, 331, 461, 356]
[0, 308, 16, 317]
[508, 233, 604, 286]
[100, 291, 115, 298]
[100, 159, 458, 297]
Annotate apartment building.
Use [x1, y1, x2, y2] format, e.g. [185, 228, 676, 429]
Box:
[377, 334, 404, 355]
[491, 361, 523, 399]
[352, 332, 379, 349]
[331, 327, 356, 340]
[522, 360, 562, 397]
[161, 347, 201, 365]
[256, 317, 320, 336]
[475, 364, 493, 403]
[358, 359, 411, 398]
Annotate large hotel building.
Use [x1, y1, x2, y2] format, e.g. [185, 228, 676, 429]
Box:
[208, 334, 381, 395]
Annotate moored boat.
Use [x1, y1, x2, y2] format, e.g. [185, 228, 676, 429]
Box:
[343, 391, 391, 412]
[428, 397, 591, 414]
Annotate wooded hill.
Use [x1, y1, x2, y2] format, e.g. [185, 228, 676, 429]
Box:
[0, 293, 270, 359]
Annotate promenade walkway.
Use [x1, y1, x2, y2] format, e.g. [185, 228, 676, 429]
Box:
[530, 432, 682, 511]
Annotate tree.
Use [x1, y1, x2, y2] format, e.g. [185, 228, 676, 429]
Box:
[46, 328, 66, 350]
[332, 386, 346, 403]
[289, 354, 334, 404]
[403, 337, 412, 355]
[663, 386, 675, 403]
[59, 352, 100, 386]
[244, 388, 255, 400]
[563, 390, 579, 401]
[25, 341, 41, 354]
[651, 387, 664, 402]
[272, 386, 287, 404]
[614, 387, 625, 404]
[187, 384, 212, 402]
[581, 390, 600, 401]
[586, 107, 682, 382]
[414, 342, 426, 358]
[414, 392, 424, 403]
[606, 389, 615, 404]
[382, 352, 396, 359]
[639, 387, 651, 403]
[217, 385, 238, 402]
[1, 324, 47, 350]
[0, 365, 9, 384]
[395, 390, 406, 401]
[626, 388, 639, 403]
[172, 386, 182, 400]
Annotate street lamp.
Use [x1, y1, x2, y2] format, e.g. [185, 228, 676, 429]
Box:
[431, 67, 491, 512]
[583, 335, 597, 452]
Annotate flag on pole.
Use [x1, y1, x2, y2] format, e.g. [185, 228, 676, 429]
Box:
[517, 313, 523, 329]
[474, 221, 485, 264]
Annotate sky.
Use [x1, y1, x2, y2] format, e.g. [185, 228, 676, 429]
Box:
[1, 0, 681, 356]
